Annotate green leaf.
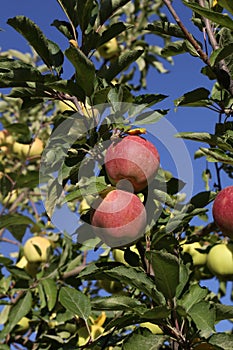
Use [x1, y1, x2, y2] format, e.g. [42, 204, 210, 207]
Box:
[65, 46, 95, 96]
[51, 20, 74, 40]
[210, 43, 233, 67]
[59, 286, 91, 321]
[134, 94, 168, 107]
[45, 79, 85, 102]
[200, 147, 233, 164]
[92, 296, 146, 313]
[0, 214, 35, 229]
[161, 40, 185, 57]
[146, 22, 186, 38]
[178, 284, 208, 313]
[176, 263, 190, 298]
[183, 1, 233, 30]
[97, 22, 131, 48]
[80, 263, 165, 305]
[76, 0, 98, 32]
[7, 16, 64, 72]
[0, 291, 32, 340]
[134, 109, 168, 125]
[123, 328, 167, 350]
[190, 191, 216, 209]
[99, 0, 131, 25]
[41, 279, 57, 312]
[189, 301, 215, 338]
[57, 0, 80, 28]
[99, 50, 143, 82]
[147, 250, 180, 300]
[215, 303, 233, 322]
[209, 333, 233, 350]
[217, 0, 233, 16]
[174, 88, 211, 107]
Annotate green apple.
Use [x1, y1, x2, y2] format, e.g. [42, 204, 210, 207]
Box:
[206, 243, 233, 279]
[16, 256, 39, 277]
[140, 322, 163, 334]
[181, 241, 207, 266]
[12, 137, 43, 158]
[98, 280, 123, 294]
[14, 317, 30, 334]
[23, 236, 51, 263]
[112, 245, 140, 266]
[97, 38, 119, 59]
[77, 324, 104, 347]
[0, 129, 14, 153]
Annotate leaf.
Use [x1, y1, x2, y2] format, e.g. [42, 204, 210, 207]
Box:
[97, 22, 131, 48]
[134, 109, 168, 125]
[7, 16, 64, 72]
[0, 291, 32, 340]
[65, 46, 95, 96]
[57, 0, 80, 28]
[147, 250, 180, 300]
[123, 328, 167, 350]
[217, 0, 233, 16]
[59, 286, 91, 321]
[51, 19, 74, 40]
[200, 147, 233, 164]
[99, 50, 143, 82]
[209, 333, 233, 350]
[146, 22, 186, 38]
[80, 263, 165, 305]
[99, 0, 131, 25]
[76, 0, 98, 32]
[92, 296, 146, 313]
[45, 79, 85, 102]
[210, 43, 233, 67]
[0, 214, 35, 229]
[161, 40, 185, 57]
[178, 284, 208, 313]
[134, 94, 168, 107]
[215, 304, 233, 322]
[190, 191, 216, 209]
[41, 279, 57, 312]
[183, 1, 233, 30]
[189, 301, 215, 338]
[174, 88, 211, 107]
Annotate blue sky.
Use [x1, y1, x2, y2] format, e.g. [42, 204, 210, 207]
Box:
[0, 0, 232, 334]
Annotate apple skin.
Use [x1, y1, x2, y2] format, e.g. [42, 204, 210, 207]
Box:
[97, 38, 119, 59]
[12, 137, 43, 158]
[181, 242, 207, 266]
[206, 243, 233, 279]
[77, 324, 104, 347]
[16, 256, 39, 277]
[91, 189, 147, 248]
[14, 317, 30, 334]
[112, 245, 140, 266]
[212, 186, 233, 239]
[104, 135, 160, 192]
[140, 322, 163, 334]
[23, 236, 51, 263]
[98, 280, 123, 294]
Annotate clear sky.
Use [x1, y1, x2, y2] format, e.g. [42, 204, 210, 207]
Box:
[0, 0, 232, 334]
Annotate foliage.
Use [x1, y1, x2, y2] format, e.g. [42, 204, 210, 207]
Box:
[0, 0, 233, 349]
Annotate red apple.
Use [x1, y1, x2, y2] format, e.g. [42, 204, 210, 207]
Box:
[104, 135, 160, 192]
[91, 189, 147, 247]
[212, 186, 233, 239]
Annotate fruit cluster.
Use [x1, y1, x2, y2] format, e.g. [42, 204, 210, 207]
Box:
[90, 134, 160, 248]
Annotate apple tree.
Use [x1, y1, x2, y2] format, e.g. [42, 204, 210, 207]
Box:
[0, 0, 233, 349]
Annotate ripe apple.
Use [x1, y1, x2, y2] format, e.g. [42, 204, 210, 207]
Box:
[14, 317, 30, 334]
[140, 322, 163, 334]
[212, 186, 233, 239]
[181, 241, 207, 266]
[23, 236, 51, 263]
[104, 135, 160, 192]
[91, 189, 147, 248]
[206, 243, 233, 279]
[12, 137, 43, 158]
[98, 280, 123, 294]
[97, 38, 119, 59]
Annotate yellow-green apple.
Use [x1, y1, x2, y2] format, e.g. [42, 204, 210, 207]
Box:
[112, 245, 140, 265]
[0, 129, 14, 152]
[140, 322, 163, 334]
[104, 135, 160, 192]
[77, 324, 104, 347]
[14, 317, 30, 334]
[2, 189, 18, 206]
[181, 241, 207, 266]
[97, 38, 119, 59]
[16, 255, 39, 277]
[91, 189, 147, 247]
[98, 280, 123, 294]
[212, 186, 233, 239]
[207, 243, 233, 279]
[12, 137, 43, 157]
[23, 236, 51, 263]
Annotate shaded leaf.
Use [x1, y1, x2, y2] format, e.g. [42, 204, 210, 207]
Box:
[57, 0, 80, 28]
[200, 147, 233, 164]
[51, 19, 74, 40]
[41, 279, 58, 312]
[123, 328, 166, 350]
[146, 22, 186, 38]
[65, 46, 95, 96]
[215, 304, 233, 322]
[161, 40, 185, 57]
[92, 296, 146, 313]
[174, 88, 211, 107]
[189, 301, 215, 338]
[147, 250, 179, 300]
[178, 284, 208, 313]
[99, 0, 131, 25]
[209, 333, 233, 350]
[0, 214, 35, 229]
[134, 109, 168, 125]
